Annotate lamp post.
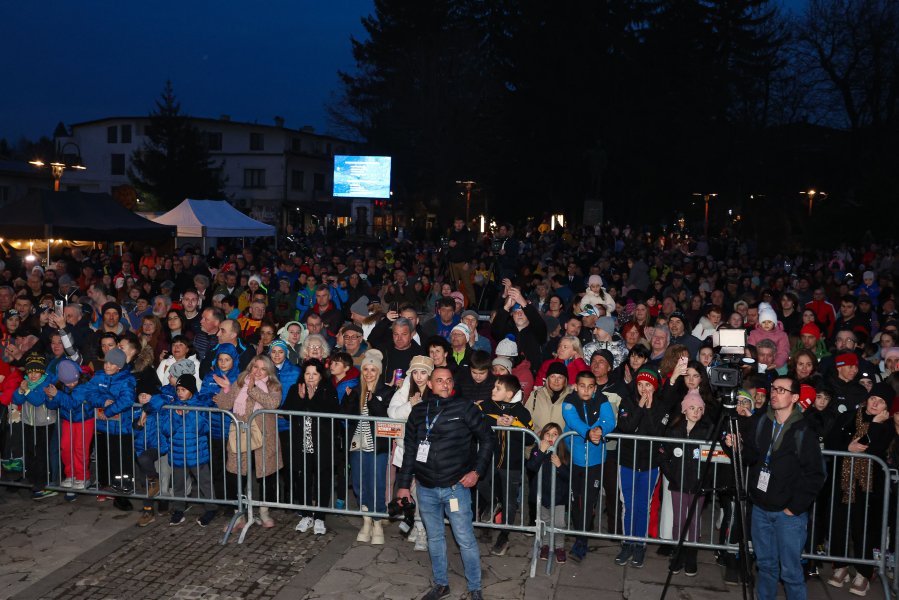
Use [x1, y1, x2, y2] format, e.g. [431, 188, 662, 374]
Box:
[456, 180, 476, 223]
[29, 141, 86, 191]
[800, 189, 826, 216]
[692, 192, 718, 236]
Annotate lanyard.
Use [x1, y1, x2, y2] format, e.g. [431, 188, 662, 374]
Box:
[764, 420, 785, 468]
[424, 398, 442, 442]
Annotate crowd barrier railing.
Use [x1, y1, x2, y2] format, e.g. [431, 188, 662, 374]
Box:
[1, 405, 893, 593]
[0, 404, 246, 543]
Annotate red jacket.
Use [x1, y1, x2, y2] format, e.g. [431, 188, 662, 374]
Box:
[535, 357, 589, 388]
[0, 361, 23, 406]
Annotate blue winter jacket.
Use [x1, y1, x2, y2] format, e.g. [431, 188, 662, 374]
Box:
[55, 384, 95, 423]
[275, 359, 301, 432]
[158, 395, 210, 467]
[12, 376, 59, 426]
[562, 390, 617, 467]
[198, 345, 241, 440]
[85, 369, 137, 435]
[134, 391, 172, 456]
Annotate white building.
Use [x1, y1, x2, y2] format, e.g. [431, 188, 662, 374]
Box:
[54, 115, 358, 227]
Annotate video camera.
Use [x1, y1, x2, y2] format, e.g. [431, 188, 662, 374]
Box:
[387, 496, 417, 533]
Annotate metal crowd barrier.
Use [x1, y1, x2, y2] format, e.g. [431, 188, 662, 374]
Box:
[0, 404, 246, 544]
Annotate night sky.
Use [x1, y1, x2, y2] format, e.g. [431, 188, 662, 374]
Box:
[1, 0, 806, 143]
[0, 0, 373, 141]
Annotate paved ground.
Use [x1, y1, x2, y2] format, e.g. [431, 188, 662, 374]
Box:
[1, 485, 894, 600]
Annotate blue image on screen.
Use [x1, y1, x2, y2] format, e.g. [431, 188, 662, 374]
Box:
[333, 155, 392, 199]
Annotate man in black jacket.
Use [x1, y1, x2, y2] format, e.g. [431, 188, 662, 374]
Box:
[446, 217, 476, 305]
[397, 367, 494, 600]
[492, 285, 546, 375]
[726, 375, 825, 600]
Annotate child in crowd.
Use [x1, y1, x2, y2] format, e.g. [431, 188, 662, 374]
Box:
[454, 350, 495, 402]
[161, 374, 217, 527]
[0, 359, 24, 473]
[12, 353, 58, 499]
[47, 359, 93, 490]
[747, 303, 790, 371]
[527, 422, 571, 564]
[133, 378, 167, 527]
[198, 344, 241, 508]
[660, 389, 711, 577]
[478, 374, 533, 557]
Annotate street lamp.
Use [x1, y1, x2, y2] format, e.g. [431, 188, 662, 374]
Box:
[692, 192, 718, 235]
[29, 141, 86, 192]
[800, 189, 827, 216]
[455, 180, 476, 223]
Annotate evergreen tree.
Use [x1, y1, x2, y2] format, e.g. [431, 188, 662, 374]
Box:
[129, 81, 225, 210]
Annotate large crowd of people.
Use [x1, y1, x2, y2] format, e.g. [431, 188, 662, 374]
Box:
[1, 217, 898, 600]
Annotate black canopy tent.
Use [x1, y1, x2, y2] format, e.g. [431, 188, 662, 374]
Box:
[0, 190, 176, 240]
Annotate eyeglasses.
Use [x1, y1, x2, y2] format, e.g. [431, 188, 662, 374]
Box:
[343, 334, 361, 340]
[771, 386, 793, 395]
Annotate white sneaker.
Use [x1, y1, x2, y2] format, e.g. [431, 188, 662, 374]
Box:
[295, 516, 314, 533]
[313, 519, 327, 535]
[414, 530, 428, 552]
[72, 480, 87, 490]
[60, 478, 74, 488]
[406, 526, 419, 542]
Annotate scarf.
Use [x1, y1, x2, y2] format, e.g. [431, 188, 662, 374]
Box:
[233, 377, 269, 417]
[26, 373, 48, 392]
[840, 408, 873, 504]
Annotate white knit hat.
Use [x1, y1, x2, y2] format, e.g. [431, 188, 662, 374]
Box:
[495, 336, 518, 357]
[758, 302, 778, 325]
[361, 349, 383, 371]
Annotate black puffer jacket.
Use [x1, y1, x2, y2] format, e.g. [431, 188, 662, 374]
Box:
[397, 391, 494, 489]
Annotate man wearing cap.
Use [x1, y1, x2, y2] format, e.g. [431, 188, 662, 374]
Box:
[795, 323, 828, 359]
[824, 352, 869, 450]
[448, 323, 473, 371]
[337, 323, 369, 365]
[460, 310, 490, 353]
[583, 316, 628, 369]
[817, 328, 876, 379]
[82, 302, 127, 364]
[493, 286, 547, 376]
[421, 297, 460, 341]
[668, 311, 701, 359]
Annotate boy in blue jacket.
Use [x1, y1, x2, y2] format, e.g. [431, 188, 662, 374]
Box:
[133, 379, 168, 527]
[12, 353, 59, 499]
[160, 374, 217, 527]
[561, 370, 616, 562]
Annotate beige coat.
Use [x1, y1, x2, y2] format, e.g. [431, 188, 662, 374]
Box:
[214, 382, 283, 477]
[525, 383, 572, 435]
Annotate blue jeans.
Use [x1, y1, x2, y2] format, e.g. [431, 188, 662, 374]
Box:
[418, 483, 482, 591]
[752, 505, 808, 600]
[619, 466, 659, 542]
[349, 451, 388, 515]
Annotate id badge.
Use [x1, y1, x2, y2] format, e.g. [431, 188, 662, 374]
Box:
[416, 441, 431, 463]
[449, 497, 459, 512]
[757, 469, 770, 492]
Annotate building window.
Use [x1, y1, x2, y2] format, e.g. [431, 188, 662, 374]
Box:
[204, 131, 223, 151]
[291, 170, 305, 191]
[243, 168, 266, 188]
[121, 124, 132, 144]
[107, 125, 118, 144]
[250, 132, 264, 151]
[313, 172, 325, 192]
[291, 138, 302, 152]
[111, 154, 126, 176]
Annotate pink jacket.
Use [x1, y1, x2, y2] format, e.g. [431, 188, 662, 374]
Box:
[747, 322, 790, 369]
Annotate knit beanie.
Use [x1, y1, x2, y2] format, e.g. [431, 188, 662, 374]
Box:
[492, 356, 513, 373]
[101, 301, 122, 318]
[175, 374, 198, 396]
[588, 274, 603, 287]
[594, 316, 616, 336]
[350, 296, 370, 317]
[635, 367, 660, 391]
[361, 349, 384, 372]
[545, 361, 568, 380]
[495, 335, 518, 358]
[798, 384, 816, 410]
[104, 348, 127, 369]
[681, 389, 705, 413]
[869, 382, 895, 405]
[168, 359, 196, 380]
[451, 323, 471, 339]
[56, 359, 82, 385]
[23, 353, 47, 373]
[408, 355, 435, 376]
[269, 340, 290, 355]
[800, 323, 821, 340]
[758, 302, 777, 325]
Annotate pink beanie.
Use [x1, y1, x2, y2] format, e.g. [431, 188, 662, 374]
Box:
[681, 389, 705, 414]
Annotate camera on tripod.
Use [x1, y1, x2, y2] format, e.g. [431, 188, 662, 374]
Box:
[387, 496, 417, 533]
[709, 328, 750, 407]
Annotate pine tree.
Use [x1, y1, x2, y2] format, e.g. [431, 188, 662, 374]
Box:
[129, 81, 225, 210]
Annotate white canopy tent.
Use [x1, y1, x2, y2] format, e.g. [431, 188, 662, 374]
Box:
[151, 199, 276, 251]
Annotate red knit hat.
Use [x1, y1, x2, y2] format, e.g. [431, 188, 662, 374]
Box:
[798, 384, 815, 410]
[835, 352, 858, 368]
[800, 323, 821, 340]
[635, 367, 660, 391]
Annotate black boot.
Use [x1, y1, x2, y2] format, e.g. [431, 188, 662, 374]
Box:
[684, 548, 698, 577]
[113, 496, 133, 512]
[669, 549, 684, 573]
[724, 553, 743, 585]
